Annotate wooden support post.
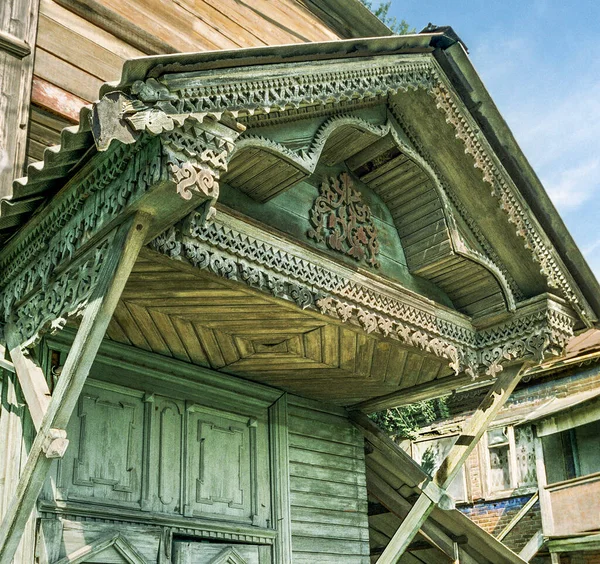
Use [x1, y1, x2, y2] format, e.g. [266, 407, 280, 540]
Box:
[518, 529, 544, 562]
[367, 469, 455, 560]
[5, 339, 52, 431]
[0, 213, 151, 563]
[376, 363, 525, 564]
[497, 492, 539, 541]
[534, 429, 554, 536]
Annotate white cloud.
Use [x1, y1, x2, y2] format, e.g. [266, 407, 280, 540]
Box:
[543, 157, 600, 211]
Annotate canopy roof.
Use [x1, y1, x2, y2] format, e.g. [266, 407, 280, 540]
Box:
[2, 30, 598, 326]
[1, 31, 598, 409]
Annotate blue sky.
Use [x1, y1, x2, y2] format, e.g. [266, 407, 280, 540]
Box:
[385, 1, 600, 281]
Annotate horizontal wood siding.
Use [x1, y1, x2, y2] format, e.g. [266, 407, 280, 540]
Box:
[29, 0, 341, 147]
[287, 396, 370, 563]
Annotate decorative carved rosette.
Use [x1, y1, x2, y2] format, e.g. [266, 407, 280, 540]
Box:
[308, 172, 380, 268]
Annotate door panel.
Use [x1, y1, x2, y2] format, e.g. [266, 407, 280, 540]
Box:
[172, 541, 270, 563]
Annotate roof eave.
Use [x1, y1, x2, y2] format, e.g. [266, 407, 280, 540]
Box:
[434, 40, 600, 324]
[299, 0, 393, 39]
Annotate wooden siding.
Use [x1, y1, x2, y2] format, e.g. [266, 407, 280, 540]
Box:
[27, 0, 341, 152]
[287, 396, 371, 563]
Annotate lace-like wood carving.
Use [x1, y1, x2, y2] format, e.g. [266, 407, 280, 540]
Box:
[308, 172, 380, 268]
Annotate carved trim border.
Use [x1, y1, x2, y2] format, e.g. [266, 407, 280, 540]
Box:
[389, 109, 525, 304]
[430, 81, 594, 323]
[0, 137, 162, 320]
[150, 214, 576, 377]
[120, 54, 590, 323]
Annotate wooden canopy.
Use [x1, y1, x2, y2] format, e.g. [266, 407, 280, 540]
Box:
[0, 32, 599, 562]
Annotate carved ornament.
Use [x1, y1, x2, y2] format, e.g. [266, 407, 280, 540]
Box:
[151, 213, 576, 377]
[308, 172, 380, 268]
[106, 54, 590, 322]
[0, 138, 163, 343]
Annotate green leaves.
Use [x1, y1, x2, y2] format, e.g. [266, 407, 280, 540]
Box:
[358, 1, 414, 35]
[369, 397, 450, 440]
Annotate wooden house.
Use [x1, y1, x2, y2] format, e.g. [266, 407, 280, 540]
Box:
[1, 2, 600, 562]
[407, 330, 600, 563]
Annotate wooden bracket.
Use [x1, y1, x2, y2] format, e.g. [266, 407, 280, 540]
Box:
[0, 213, 152, 563]
[376, 363, 527, 564]
[5, 335, 52, 432]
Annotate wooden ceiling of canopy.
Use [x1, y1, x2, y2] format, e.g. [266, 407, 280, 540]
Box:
[105, 250, 453, 406]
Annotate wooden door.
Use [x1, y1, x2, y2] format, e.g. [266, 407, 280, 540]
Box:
[172, 540, 271, 563]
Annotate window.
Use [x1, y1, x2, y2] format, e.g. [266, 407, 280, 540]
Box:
[484, 424, 536, 497]
[543, 419, 600, 484]
[412, 436, 468, 503]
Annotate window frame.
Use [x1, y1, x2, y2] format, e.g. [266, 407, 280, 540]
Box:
[481, 423, 538, 500]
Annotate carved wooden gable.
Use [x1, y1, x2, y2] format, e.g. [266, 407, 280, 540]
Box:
[1, 37, 597, 412]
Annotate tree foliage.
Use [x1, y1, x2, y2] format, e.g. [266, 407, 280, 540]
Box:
[359, 1, 414, 35]
[369, 397, 450, 441]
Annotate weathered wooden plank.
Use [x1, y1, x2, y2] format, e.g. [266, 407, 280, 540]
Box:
[147, 309, 191, 362]
[290, 461, 366, 486]
[37, 12, 125, 80]
[0, 0, 40, 198]
[34, 48, 102, 102]
[170, 316, 210, 366]
[53, 0, 175, 55]
[291, 490, 367, 512]
[0, 214, 151, 562]
[288, 434, 362, 458]
[125, 302, 172, 357]
[292, 535, 369, 555]
[112, 300, 152, 352]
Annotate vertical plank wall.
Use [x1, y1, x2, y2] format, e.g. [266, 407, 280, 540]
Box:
[26, 0, 342, 165]
[287, 395, 370, 563]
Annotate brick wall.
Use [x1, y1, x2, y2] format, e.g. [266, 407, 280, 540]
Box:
[458, 495, 542, 553]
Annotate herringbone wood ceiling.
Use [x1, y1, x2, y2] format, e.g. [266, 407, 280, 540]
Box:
[105, 250, 453, 406]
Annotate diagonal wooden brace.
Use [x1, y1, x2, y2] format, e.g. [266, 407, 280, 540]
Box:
[0, 213, 151, 563]
[5, 335, 52, 432]
[376, 362, 527, 564]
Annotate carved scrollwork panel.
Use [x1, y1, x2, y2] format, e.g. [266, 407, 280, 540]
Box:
[307, 172, 380, 268]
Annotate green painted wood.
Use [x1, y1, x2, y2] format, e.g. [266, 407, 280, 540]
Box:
[219, 160, 453, 307]
[287, 395, 370, 563]
[0, 213, 151, 563]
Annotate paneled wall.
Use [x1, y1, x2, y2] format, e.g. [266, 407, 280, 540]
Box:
[34, 337, 370, 562]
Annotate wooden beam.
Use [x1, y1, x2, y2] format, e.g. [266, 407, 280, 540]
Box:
[518, 529, 544, 562]
[547, 533, 600, 554]
[0, 213, 151, 562]
[377, 492, 436, 564]
[497, 492, 539, 541]
[376, 363, 525, 563]
[5, 337, 52, 431]
[435, 363, 525, 488]
[367, 468, 455, 560]
[350, 373, 488, 413]
[534, 431, 554, 536]
[0, 0, 41, 198]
